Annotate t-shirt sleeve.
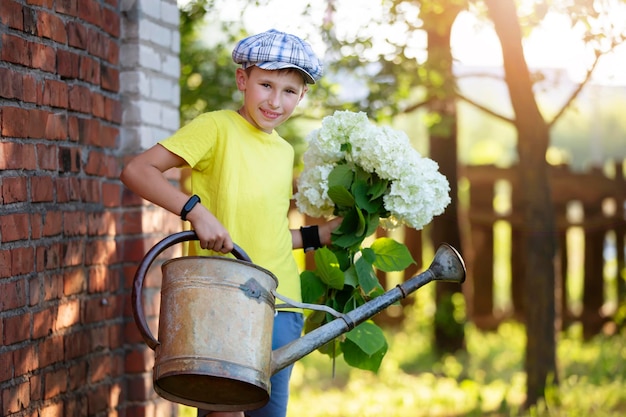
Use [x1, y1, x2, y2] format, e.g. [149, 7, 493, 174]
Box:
[159, 113, 218, 168]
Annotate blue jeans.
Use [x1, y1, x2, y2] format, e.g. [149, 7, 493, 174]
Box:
[198, 311, 304, 417]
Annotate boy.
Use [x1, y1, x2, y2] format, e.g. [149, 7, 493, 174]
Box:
[121, 29, 340, 417]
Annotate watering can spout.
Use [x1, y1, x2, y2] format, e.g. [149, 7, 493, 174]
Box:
[270, 243, 466, 376]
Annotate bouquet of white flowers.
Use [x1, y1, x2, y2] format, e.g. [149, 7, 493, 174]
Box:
[295, 111, 451, 372]
[296, 110, 450, 231]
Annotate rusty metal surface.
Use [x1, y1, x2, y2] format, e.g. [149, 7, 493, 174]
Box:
[153, 256, 277, 411]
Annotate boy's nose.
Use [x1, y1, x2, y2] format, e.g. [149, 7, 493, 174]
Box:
[268, 92, 280, 108]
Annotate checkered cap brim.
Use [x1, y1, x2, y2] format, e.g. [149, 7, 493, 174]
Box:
[232, 29, 323, 84]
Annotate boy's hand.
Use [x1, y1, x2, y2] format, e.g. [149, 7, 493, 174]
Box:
[186, 204, 233, 254]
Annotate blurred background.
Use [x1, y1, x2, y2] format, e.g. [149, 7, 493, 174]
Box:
[176, 0, 626, 415]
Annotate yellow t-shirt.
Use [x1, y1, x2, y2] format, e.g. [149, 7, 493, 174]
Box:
[160, 110, 301, 303]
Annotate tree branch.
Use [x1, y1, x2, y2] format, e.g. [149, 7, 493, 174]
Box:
[455, 91, 515, 124]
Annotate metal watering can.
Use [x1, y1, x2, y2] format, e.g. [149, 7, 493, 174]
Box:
[132, 230, 465, 412]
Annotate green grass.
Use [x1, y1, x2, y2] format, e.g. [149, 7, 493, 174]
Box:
[178, 310, 626, 417]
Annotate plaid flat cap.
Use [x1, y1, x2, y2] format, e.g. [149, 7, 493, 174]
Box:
[232, 29, 323, 84]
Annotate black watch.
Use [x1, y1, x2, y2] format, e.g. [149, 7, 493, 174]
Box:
[180, 194, 201, 221]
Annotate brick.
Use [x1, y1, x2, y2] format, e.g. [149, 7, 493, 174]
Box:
[57, 49, 80, 79]
[11, 247, 35, 276]
[41, 274, 62, 303]
[87, 30, 105, 60]
[63, 268, 85, 296]
[104, 36, 120, 65]
[102, 182, 121, 207]
[102, 6, 120, 37]
[40, 402, 64, 417]
[0, 279, 27, 310]
[91, 92, 104, 118]
[68, 362, 87, 391]
[42, 211, 63, 237]
[78, 0, 102, 28]
[23, 5, 37, 35]
[63, 211, 87, 236]
[63, 240, 84, 267]
[0, 142, 37, 170]
[0, 351, 13, 381]
[104, 97, 121, 123]
[27, 0, 54, 7]
[31, 176, 54, 202]
[81, 178, 100, 202]
[1, 106, 29, 138]
[0, 68, 23, 99]
[33, 308, 55, 339]
[37, 10, 67, 43]
[22, 74, 38, 103]
[58, 146, 81, 173]
[29, 276, 41, 306]
[56, 299, 80, 330]
[88, 265, 108, 293]
[88, 384, 109, 414]
[29, 374, 42, 403]
[0, 250, 11, 278]
[1, 213, 30, 242]
[68, 84, 92, 113]
[1, 0, 24, 31]
[28, 109, 49, 139]
[14, 345, 38, 376]
[36, 243, 61, 271]
[44, 368, 67, 399]
[86, 239, 116, 266]
[39, 335, 64, 367]
[30, 42, 56, 73]
[2, 176, 28, 203]
[44, 112, 68, 141]
[79, 55, 100, 85]
[100, 63, 119, 92]
[42, 79, 69, 108]
[4, 312, 31, 344]
[37, 144, 59, 170]
[100, 125, 119, 148]
[2, 380, 31, 414]
[66, 21, 87, 49]
[64, 330, 89, 360]
[1, 34, 30, 66]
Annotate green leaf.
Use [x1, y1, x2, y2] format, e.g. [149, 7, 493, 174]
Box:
[355, 256, 381, 295]
[368, 177, 389, 200]
[314, 247, 345, 290]
[328, 163, 354, 189]
[370, 237, 415, 272]
[328, 185, 355, 208]
[300, 270, 326, 304]
[342, 322, 388, 372]
[343, 264, 358, 287]
[360, 247, 376, 265]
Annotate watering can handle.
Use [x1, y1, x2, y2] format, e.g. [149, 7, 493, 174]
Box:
[131, 230, 251, 350]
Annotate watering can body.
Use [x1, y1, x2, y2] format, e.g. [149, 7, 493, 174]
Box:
[132, 231, 466, 412]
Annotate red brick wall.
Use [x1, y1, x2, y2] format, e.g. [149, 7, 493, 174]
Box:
[1, 1, 180, 416]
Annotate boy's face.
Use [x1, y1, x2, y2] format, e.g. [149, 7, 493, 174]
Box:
[236, 66, 308, 134]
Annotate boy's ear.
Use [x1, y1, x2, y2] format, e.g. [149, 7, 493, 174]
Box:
[235, 68, 248, 91]
[299, 85, 309, 101]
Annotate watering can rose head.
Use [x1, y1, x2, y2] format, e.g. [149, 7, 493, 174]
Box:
[295, 110, 451, 234]
[293, 110, 451, 372]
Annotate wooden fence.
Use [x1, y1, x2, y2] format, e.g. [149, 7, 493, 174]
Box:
[296, 161, 626, 337]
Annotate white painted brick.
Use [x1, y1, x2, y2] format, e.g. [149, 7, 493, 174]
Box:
[171, 30, 180, 54]
[161, 106, 180, 131]
[161, 53, 180, 78]
[139, 44, 162, 71]
[150, 76, 176, 101]
[161, 1, 180, 26]
[120, 71, 150, 95]
[138, 0, 160, 20]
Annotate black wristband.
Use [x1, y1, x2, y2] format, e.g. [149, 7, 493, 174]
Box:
[180, 194, 201, 221]
[300, 225, 321, 253]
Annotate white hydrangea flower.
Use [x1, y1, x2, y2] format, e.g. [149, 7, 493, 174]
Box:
[295, 110, 451, 230]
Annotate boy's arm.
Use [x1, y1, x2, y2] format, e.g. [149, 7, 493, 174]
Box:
[291, 217, 342, 250]
[120, 144, 233, 253]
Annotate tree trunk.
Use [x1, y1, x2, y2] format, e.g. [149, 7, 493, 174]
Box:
[484, 0, 558, 407]
[423, 3, 466, 354]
